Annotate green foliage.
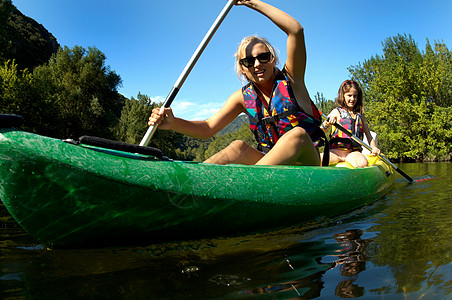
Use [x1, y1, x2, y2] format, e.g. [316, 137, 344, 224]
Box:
[114, 94, 209, 160]
[0, 0, 13, 62]
[0, 0, 59, 70]
[0, 59, 46, 133]
[31, 46, 123, 139]
[3, 4, 451, 162]
[149, 129, 192, 160]
[114, 101, 254, 161]
[153, 114, 253, 161]
[204, 122, 255, 161]
[166, 115, 252, 161]
[314, 91, 335, 116]
[172, 135, 214, 161]
[1, 46, 123, 139]
[217, 114, 248, 135]
[115, 93, 155, 144]
[349, 34, 452, 161]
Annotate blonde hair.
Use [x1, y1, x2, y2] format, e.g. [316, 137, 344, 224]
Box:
[235, 35, 279, 82]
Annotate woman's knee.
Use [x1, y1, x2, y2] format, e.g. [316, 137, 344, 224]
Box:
[289, 126, 308, 138]
[221, 140, 263, 164]
[205, 140, 254, 164]
[226, 140, 260, 160]
[227, 140, 251, 152]
[281, 127, 310, 146]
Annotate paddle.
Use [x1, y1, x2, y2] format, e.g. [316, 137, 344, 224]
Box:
[139, 0, 235, 147]
[321, 115, 415, 182]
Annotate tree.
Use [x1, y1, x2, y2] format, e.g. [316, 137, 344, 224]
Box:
[0, 59, 57, 135]
[314, 91, 335, 116]
[114, 93, 197, 159]
[115, 93, 155, 144]
[0, 0, 13, 62]
[0, 0, 59, 70]
[32, 46, 123, 139]
[349, 34, 452, 161]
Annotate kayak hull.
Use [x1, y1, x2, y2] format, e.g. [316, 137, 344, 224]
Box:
[0, 128, 395, 248]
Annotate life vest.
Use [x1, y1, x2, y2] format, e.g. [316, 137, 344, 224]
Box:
[243, 68, 325, 154]
[330, 107, 364, 151]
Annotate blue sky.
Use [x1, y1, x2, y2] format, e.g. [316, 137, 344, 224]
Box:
[13, 0, 452, 120]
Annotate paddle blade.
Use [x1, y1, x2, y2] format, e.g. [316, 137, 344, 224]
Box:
[413, 175, 437, 183]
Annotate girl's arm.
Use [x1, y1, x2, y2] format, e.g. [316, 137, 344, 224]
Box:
[321, 109, 340, 132]
[361, 114, 380, 155]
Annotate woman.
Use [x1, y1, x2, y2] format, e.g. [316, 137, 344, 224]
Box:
[148, 0, 323, 166]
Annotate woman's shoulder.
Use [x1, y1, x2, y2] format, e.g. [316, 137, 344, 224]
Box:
[232, 88, 245, 97]
[228, 89, 246, 105]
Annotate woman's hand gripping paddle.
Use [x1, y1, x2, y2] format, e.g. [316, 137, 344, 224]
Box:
[139, 0, 235, 147]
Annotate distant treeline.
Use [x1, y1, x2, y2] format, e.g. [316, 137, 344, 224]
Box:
[1, 0, 451, 161]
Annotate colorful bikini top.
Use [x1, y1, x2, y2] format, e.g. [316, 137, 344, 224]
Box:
[243, 68, 322, 153]
[330, 107, 364, 151]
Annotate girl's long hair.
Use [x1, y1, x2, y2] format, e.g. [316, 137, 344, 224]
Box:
[335, 80, 363, 114]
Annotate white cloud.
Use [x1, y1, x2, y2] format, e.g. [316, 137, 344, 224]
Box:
[177, 101, 196, 110]
[150, 95, 165, 103]
[172, 100, 222, 121]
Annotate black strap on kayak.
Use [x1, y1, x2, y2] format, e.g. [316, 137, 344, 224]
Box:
[77, 136, 164, 158]
[310, 127, 329, 166]
[329, 137, 363, 151]
[0, 114, 23, 128]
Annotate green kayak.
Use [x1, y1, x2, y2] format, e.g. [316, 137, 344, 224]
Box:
[0, 123, 395, 248]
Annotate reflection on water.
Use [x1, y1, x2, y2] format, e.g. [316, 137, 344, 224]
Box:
[241, 229, 370, 298]
[329, 230, 369, 297]
[1, 163, 451, 299]
[367, 164, 452, 298]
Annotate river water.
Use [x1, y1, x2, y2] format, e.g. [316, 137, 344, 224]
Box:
[1, 163, 451, 299]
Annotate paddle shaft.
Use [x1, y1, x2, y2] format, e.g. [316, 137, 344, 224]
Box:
[323, 117, 414, 182]
[139, 0, 235, 146]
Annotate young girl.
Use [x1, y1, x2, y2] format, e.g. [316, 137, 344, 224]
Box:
[321, 80, 380, 168]
[148, 0, 324, 166]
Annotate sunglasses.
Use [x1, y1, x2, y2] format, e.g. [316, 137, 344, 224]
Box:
[239, 52, 272, 68]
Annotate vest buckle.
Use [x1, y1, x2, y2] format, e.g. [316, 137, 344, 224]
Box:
[261, 115, 279, 126]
